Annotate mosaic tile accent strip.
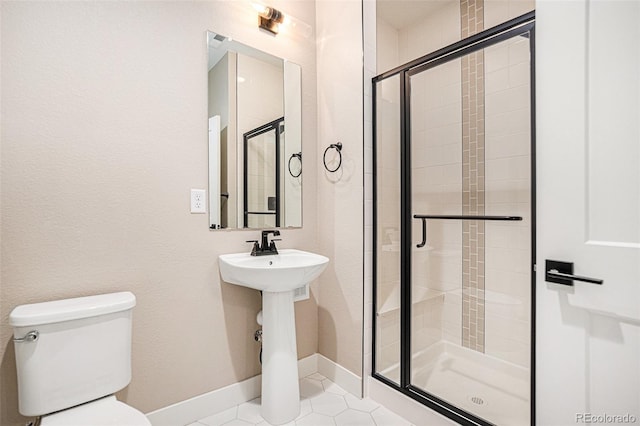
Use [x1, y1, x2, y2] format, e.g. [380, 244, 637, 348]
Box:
[461, 0, 485, 353]
[461, 0, 485, 38]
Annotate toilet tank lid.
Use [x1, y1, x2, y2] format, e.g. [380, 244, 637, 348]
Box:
[10, 292, 136, 327]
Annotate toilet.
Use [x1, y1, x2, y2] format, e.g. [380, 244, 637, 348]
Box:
[10, 291, 151, 426]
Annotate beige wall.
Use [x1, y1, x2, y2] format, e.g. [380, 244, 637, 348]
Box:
[0, 1, 318, 424]
[315, 0, 364, 379]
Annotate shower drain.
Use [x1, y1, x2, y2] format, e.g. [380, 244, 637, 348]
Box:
[469, 396, 485, 405]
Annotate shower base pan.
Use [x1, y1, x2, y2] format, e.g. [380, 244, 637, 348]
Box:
[380, 341, 529, 426]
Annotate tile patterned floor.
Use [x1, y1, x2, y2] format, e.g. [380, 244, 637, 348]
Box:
[187, 373, 413, 426]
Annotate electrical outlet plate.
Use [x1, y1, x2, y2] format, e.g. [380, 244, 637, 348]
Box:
[190, 189, 206, 214]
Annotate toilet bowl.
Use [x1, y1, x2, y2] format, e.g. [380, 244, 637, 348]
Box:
[10, 292, 150, 425]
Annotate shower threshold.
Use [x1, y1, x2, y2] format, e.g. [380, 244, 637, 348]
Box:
[380, 341, 529, 426]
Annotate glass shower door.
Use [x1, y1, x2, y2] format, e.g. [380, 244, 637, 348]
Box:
[407, 33, 532, 426]
[373, 16, 534, 426]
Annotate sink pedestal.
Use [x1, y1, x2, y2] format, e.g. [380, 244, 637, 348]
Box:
[217, 249, 329, 425]
[261, 290, 300, 425]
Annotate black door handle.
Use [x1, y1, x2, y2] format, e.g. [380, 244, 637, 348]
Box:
[545, 260, 603, 286]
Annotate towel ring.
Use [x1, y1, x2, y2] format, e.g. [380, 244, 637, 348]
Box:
[323, 142, 342, 172]
[288, 152, 302, 178]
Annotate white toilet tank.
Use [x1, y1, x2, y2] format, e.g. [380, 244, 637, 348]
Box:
[10, 292, 136, 417]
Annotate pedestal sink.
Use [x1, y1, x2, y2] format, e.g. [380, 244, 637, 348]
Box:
[218, 249, 329, 425]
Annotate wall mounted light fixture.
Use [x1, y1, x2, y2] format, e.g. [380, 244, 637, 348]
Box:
[252, 2, 312, 37]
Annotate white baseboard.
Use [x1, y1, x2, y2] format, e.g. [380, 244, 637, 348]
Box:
[298, 353, 318, 378]
[317, 354, 363, 398]
[146, 354, 317, 426]
[145, 375, 260, 426]
[145, 354, 363, 426]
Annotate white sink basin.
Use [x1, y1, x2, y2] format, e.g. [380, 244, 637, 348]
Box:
[217, 248, 329, 425]
[218, 249, 329, 293]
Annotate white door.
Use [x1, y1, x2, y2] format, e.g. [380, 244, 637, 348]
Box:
[537, 0, 640, 424]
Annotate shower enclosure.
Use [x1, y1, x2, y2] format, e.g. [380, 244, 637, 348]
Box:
[243, 118, 285, 228]
[372, 13, 535, 426]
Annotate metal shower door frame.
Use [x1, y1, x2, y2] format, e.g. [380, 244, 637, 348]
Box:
[372, 11, 536, 426]
[243, 117, 284, 228]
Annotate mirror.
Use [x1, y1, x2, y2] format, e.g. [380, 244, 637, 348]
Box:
[207, 31, 302, 229]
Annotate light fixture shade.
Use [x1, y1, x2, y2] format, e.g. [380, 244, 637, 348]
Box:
[251, 2, 269, 16]
[281, 13, 312, 38]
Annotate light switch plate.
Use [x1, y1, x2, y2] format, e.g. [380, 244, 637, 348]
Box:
[190, 189, 206, 214]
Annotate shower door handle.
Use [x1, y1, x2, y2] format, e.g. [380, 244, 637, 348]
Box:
[413, 214, 522, 249]
[545, 260, 604, 286]
[417, 218, 427, 248]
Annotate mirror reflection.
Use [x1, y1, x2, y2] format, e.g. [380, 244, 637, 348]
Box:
[207, 31, 302, 230]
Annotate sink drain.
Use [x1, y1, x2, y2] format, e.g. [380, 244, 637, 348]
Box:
[469, 396, 485, 405]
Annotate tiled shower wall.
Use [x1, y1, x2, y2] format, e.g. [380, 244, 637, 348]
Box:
[375, 1, 463, 378]
[410, 58, 463, 355]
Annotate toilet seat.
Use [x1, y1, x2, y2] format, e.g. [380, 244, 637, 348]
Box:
[41, 395, 151, 426]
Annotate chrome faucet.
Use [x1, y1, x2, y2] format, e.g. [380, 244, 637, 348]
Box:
[247, 230, 281, 256]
